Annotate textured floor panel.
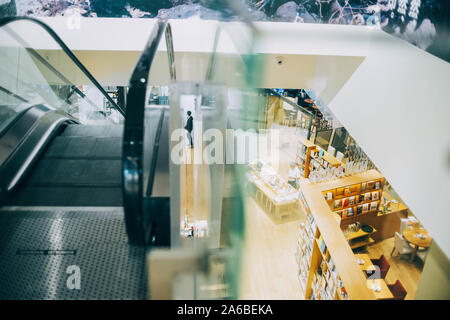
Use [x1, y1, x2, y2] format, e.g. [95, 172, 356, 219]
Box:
[9, 186, 123, 206]
[0, 210, 148, 300]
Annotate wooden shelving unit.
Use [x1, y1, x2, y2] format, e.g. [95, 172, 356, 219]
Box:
[296, 170, 383, 300]
[296, 213, 349, 300]
[296, 136, 342, 179]
[319, 172, 386, 228]
[296, 137, 316, 178]
[345, 227, 376, 250]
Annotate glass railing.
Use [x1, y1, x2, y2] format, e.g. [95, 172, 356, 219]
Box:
[123, 1, 264, 298]
[0, 17, 124, 128]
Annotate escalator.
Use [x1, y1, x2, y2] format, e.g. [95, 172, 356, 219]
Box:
[0, 6, 258, 299]
[8, 123, 124, 207]
[0, 17, 146, 299]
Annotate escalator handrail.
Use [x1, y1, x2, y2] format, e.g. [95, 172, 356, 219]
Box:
[122, 19, 175, 245]
[0, 16, 125, 117]
[122, 7, 258, 245]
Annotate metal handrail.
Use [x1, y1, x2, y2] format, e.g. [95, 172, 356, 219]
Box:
[0, 16, 125, 117]
[121, 1, 259, 246]
[122, 19, 175, 245]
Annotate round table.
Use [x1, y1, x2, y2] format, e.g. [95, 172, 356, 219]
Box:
[403, 228, 432, 262]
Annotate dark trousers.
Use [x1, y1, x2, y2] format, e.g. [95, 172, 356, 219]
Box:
[186, 130, 193, 147]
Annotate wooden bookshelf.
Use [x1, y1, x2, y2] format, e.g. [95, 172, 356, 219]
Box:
[296, 136, 343, 179]
[296, 213, 349, 300]
[319, 171, 386, 228]
[296, 171, 383, 300]
[296, 136, 316, 178]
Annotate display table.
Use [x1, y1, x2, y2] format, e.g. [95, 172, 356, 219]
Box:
[403, 228, 432, 262]
[366, 279, 393, 300]
[248, 163, 298, 219]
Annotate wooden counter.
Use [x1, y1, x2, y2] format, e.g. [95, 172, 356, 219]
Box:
[355, 254, 376, 272]
[299, 170, 380, 300]
[366, 279, 394, 300]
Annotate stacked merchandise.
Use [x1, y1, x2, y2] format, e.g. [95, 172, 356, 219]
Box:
[296, 213, 348, 300]
[322, 179, 384, 222]
[248, 160, 298, 203]
[296, 138, 346, 182]
[296, 141, 308, 177]
[296, 221, 313, 292]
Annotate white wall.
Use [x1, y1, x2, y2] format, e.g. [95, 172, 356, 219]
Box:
[328, 30, 450, 256]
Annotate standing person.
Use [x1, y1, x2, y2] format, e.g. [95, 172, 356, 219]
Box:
[184, 110, 194, 148]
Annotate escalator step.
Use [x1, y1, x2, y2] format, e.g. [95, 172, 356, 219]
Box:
[27, 159, 122, 186]
[61, 125, 123, 138]
[45, 136, 122, 159]
[7, 124, 124, 207]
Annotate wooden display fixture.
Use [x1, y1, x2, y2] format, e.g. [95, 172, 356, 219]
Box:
[320, 171, 386, 228]
[296, 136, 342, 179]
[296, 170, 385, 300]
[296, 213, 349, 300]
[296, 136, 315, 178]
[345, 226, 376, 250]
[248, 164, 298, 219]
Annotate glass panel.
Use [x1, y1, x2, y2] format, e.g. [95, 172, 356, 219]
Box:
[0, 19, 123, 126]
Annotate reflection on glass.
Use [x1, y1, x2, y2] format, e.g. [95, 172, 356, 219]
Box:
[0, 19, 123, 126]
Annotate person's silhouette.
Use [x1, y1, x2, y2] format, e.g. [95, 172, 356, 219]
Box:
[184, 110, 193, 148]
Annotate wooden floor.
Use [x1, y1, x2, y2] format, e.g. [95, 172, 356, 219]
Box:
[240, 126, 306, 299]
[240, 196, 305, 299]
[363, 238, 424, 299]
[180, 147, 210, 224]
[239, 125, 424, 300]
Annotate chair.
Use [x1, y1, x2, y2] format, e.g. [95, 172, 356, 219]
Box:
[399, 218, 409, 234]
[386, 280, 407, 300]
[368, 255, 390, 279]
[391, 232, 413, 257]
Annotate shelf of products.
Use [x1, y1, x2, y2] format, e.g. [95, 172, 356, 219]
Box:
[296, 136, 345, 181]
[296, 170, 385, 300]
[248, 160, 299, 218]
[296, 137, 316, 178]
[296, 213, 349, 300]
[321, 176, 385, 224]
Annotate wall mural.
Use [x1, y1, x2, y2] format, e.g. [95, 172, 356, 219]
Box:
[1, 0, 449, 62]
